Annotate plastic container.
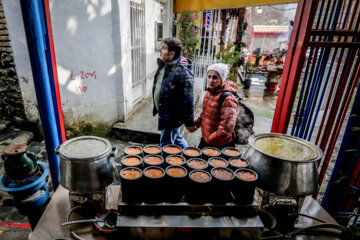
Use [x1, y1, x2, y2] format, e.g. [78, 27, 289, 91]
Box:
[182, 147, 202, 160]
[233, 168, 258, 204]
[142, 166, 166, 203]
[210, 167, 235, 203]
[119, 167, 143, 203]
[186, 170, 212, 204]
[165, 165, 188, 202]
[221, 147, 241, 160]
[202, 147, 221, 160]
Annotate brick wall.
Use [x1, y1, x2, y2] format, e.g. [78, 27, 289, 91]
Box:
[0, 0, 26, 122]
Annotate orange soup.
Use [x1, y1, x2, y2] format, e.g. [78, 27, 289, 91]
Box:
[229, 158, 248, 168]
[223, 148, 240, 156]
[144, 156, 162, 165]
[190, 171, 210, 182]
[123, 156, 141, 166]
[188, 160, 206, 169]
[236, 170, 256, 181]
[144, 146, 161, 154]
[121, 169, 141, 179]
[213, 169, 233, 180]
[167, 167, 186, 177]
[144, 168, 164, 178]
[203, 148, 220, 156]
[184, 149, 200, 156]
[209, 159, 227, 167]
[125, 147, 142, 155]
[167, 156, 184, 165]
[164, 146, 181, 154]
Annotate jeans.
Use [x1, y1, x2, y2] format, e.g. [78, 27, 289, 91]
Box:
[160, 126, 188, 148]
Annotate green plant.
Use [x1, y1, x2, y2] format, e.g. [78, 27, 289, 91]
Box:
[244, 62, 257, 79]
[178, 11, 198, 60]
[215, 43, 242, 82]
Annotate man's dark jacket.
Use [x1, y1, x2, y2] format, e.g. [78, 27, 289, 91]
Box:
[152, 56, 194, 130]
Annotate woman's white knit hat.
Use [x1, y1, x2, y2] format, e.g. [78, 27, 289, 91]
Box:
[207, 63, 229, 82]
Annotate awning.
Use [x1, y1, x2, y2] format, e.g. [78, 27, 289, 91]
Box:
[253, 25, 289, 33]
[174, 0, 298, 13]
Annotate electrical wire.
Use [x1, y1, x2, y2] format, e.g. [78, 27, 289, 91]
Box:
[261, 211, 347, 239]
[66, 205, 85, 240]
[288, 212, 327, 223]
[261, 222, 345, 239]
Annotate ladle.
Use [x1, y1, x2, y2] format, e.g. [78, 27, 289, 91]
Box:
[62, 210, 118, 231]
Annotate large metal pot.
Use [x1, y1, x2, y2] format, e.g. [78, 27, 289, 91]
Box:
[56, 136, 118, 192]
[242, 133, 323, 197]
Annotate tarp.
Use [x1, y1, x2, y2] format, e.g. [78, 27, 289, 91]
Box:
[174, 0, 298, 13]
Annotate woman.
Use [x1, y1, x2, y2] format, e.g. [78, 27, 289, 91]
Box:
[188, 63, 239, 149]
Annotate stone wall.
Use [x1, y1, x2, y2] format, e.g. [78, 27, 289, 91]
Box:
[0, 0, 26, 122]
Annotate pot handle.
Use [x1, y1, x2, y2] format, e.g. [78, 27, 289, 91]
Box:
[109, 147, 121, 181]
[55, 145, 60, 155]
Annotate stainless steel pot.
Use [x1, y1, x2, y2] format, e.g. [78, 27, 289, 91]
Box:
[242, 133, 323, 197]
[56, 136, 118, 192]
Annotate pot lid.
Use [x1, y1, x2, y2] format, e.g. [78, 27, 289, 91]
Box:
[59, 136, 111, 160]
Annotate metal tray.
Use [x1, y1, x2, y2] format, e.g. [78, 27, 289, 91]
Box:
[116, 191, 264, 229]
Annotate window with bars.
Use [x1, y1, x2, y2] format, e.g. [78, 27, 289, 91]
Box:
[130, 0, 146, 89]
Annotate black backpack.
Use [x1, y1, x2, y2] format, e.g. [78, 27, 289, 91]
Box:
[218, 92, 255, 144]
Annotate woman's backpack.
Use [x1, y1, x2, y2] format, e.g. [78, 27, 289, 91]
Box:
[218, 92, 255, 144]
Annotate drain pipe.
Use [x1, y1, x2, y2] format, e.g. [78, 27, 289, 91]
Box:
[19, 0, 60, 190]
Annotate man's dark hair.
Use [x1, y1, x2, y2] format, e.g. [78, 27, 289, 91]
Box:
[163, 37, 182, 59]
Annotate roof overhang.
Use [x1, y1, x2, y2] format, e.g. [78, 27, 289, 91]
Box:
[174, 0, 298, 13]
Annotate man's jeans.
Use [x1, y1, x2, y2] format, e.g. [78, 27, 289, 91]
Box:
[160, 127, 188, 148]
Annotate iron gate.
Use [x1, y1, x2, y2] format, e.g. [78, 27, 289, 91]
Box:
[193, 9, 222, 79]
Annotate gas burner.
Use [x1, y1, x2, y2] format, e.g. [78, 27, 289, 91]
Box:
[68, 190, 106, 218]
[3, 165, 42, 188]
[255, 188, 306, 230]
[255, 188, 305, 210]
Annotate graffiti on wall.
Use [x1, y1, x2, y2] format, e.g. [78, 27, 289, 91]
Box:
[70, 70, 96, 94]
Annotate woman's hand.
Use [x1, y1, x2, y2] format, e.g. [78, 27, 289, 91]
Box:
[186, 126, 198, 133]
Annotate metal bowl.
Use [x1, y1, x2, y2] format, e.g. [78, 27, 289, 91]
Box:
[242, 133, 323, 196]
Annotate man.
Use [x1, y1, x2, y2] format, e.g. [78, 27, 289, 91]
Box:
[152, 37, 194, 148]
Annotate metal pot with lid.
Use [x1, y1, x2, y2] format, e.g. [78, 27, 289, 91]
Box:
[242, 133, 323, 197]
[56, 136, 118, 193]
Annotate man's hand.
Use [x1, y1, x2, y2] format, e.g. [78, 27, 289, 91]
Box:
[186, 126, 198, 133]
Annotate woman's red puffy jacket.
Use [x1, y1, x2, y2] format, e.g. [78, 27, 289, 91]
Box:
[194, 81, 239, 146]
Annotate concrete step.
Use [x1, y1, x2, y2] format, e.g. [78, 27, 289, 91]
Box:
[112, 100, 160, 144]
[112, 125, 160, 144]
[0, 120, 10, 133]
[0, 130, 34, 152]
